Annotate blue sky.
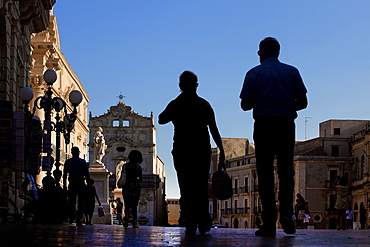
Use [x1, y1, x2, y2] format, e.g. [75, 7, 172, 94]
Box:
[54, 1, 370, 198]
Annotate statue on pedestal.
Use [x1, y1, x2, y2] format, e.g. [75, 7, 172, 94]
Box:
[94, 127, 107, 164]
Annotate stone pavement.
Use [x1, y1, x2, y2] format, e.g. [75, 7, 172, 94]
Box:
[1, 223, 370, 246]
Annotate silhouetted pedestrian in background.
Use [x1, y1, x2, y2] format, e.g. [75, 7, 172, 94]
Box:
[240, 37, 308, 237]
[122, 150, 143, 228]
[116, 198, 124, 225]
[84, 178, 101, 225]
[332, 176, 350, 230]
[255, 212, 262, 228]
[112, 200, 117, 215]
[159, 71, 225, 235]
[63, 147, 90, 226]
[346, 207, 354, 229]
[360, 203, 367, 229]
[296, 193, 306, 228]
[304, 201, 310, 228]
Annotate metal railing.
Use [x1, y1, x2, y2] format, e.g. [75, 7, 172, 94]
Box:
[221, 207, 250, 215]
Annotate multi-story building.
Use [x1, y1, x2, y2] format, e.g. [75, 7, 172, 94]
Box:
[216, 120, 370, 229]
[209, 138, 251, 227]
[0, 1, 56, 222]
[30, 12, 90, 187]
[349, 122, 370, 228]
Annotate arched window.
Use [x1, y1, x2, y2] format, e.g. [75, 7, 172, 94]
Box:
[233, 218, 239, 228]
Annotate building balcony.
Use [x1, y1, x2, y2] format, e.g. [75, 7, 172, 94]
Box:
[236, 187, 249, 194]
[221, 207, 250, 216]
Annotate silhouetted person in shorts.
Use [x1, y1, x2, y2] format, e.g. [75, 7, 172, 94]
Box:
[84, 178, 101, 225]
[159, 71, 225, 235]
[63, 146, 90, 226]
[240, 37, 308, 237]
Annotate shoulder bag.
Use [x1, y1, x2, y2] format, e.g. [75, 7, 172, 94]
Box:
[212, 162, 233, 200]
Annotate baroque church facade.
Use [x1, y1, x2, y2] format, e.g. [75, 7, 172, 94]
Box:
[89, 101, 167, 226]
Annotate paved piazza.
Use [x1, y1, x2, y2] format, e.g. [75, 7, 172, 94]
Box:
[1, 224, 370, 246]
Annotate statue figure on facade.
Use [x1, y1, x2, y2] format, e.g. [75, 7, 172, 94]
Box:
[94, 127, 107, 164]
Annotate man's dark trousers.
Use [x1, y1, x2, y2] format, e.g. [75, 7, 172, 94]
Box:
[172, 148, 211, 231]
[254, 116, 295, 228]
[68, 181, 86, 222]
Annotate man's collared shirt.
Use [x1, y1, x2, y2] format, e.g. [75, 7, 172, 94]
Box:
[240, 57, 307, 119]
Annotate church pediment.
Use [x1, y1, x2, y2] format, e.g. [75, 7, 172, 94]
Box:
[109, 102, 150, 120]
[110, 102, 132, 118]
[107, 137, 134, 146]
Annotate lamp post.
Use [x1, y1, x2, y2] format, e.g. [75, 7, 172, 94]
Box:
[20, 69, 82, 189]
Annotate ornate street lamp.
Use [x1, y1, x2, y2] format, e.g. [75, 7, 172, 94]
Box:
[20, 69, 82, 189]
[20, 86, 34, 112]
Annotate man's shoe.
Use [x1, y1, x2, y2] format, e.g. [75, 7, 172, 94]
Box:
[280, 216, 296, 234]
[199, 227, 210, 235]
[255, 225, 276, 237]
[76, 220, 83, 226]
[198, 221, 212, 234]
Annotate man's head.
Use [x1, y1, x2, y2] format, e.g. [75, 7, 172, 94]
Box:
[71, 146, 80, 157]
[179, 71, 198, 93]
[258, 37, 280, 63]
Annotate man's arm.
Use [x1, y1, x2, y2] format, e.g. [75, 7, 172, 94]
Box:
[208, 106, 225, 169]
[295, 93, 308, 111]
[158, 101, 174, 124]
[241, 99, 254, 111]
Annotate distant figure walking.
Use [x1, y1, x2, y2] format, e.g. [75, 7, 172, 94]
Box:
[84, 178, 101, 225]
[240, 37, 308, 237]
[63, 147, 90, 226]
[332, 176, 350, 230]
[159, 71, 225, 235]
[360, 203, 367, 229]
[296, 193, 306, 228]
[255, 213, 262, 229]
[122, 150, 143, 228]
[346, 207, 354, 229]
[116, 198, 124, 225]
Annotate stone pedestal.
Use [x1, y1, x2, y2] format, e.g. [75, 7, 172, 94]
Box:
[113, 188, 123, 201]
[89, 163, 112, 224]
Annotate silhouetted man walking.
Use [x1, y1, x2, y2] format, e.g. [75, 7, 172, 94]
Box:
[63, 146, 90, 226]
[240, 37, 308, 237]
[159, 71, 225, 235]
